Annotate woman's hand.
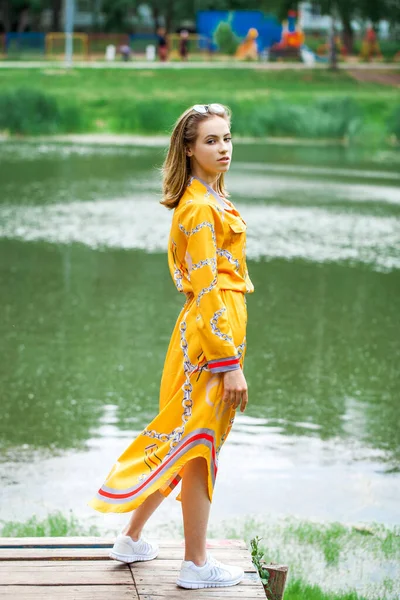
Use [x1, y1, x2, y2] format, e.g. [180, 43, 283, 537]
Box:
[222, 369, 248, 413]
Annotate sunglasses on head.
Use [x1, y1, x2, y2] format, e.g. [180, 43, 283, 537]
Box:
[192, 103, 225, 115]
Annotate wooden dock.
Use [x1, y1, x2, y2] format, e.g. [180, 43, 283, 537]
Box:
[0, 537, 266, 599]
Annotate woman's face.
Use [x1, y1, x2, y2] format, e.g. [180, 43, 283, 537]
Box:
[187, 115, 232, 179]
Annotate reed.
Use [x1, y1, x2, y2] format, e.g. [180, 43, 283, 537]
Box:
[0, 88, 83, 135]
[0, 85, 397, 145]
[0, 510, 99, 537]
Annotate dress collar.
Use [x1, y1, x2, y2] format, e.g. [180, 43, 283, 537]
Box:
[189, 176, 232, 211]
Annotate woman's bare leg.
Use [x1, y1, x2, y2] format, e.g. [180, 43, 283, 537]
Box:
[122, 490, 165, 540]
[181, 457, 211, 566]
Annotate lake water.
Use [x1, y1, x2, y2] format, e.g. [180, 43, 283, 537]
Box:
[0, 140, 399, 539]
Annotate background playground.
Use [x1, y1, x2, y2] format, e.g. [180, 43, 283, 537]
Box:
[0, 8, 397, 63]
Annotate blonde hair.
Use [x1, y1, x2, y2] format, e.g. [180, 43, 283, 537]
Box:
[161, 104, 231, 209]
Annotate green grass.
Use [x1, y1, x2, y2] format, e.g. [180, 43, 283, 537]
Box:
[0, 87, 84, 134]
[0, 67, 399, 143]
[0, 510, 100, 537]
[211, 516, 400, 599]
[285, 579, 384, 600]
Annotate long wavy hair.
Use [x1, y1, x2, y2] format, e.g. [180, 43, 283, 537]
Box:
[161, 104, 231, 209]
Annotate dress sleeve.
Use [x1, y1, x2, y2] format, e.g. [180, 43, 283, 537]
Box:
[180, 203, 240, 374]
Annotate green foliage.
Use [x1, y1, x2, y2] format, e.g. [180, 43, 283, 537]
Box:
[281, 521, 345, 567]
[214, 22, 240, 56]
[313, 0, 400, 28]
[250, 536, 271, 588]
[285, 578, 383, 600]
[388, 104, 400, 140]
[110, 95, 365, 141]
[229, 96, 362, 140]
[102, 0, 134, 33]
[110, 98, 186, 133]
[0, 511, 100, 537]
[0, 88, 83, 135]
[381, 528, 400, 558]
[0, 69, 397, 145]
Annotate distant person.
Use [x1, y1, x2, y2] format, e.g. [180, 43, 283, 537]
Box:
[157, 26, 168, 62]
[119, 43, 132, 62]
[361, 27, 382, 61]
[179, 29, 189, 61]
[88, 103, 254, 590]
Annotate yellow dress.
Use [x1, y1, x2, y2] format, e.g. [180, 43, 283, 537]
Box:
[88, 176, 254, 513]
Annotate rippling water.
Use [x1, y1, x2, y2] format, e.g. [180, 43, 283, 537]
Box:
[0, 140, 399, 542]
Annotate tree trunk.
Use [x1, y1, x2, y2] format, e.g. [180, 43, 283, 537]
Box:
[165, 0, 174, 35]
[17, 7, 29, 33]
[152, 6, 160, 34]
[0, 0, 11, 33]
[329, 15, 338, 71]
[91, 0, 100, 32]
[342, 18, 354, 55]
[52, 0, 62, 32]
[30, 8, 43, 32]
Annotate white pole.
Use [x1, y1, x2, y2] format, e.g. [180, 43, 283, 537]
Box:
[65, 0, 75, 67]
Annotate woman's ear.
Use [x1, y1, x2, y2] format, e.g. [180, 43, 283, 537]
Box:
[186, 146, 193, 157]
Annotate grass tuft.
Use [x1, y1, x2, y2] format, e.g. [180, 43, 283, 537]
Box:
[0, 88, 83, 135]
[0, 510, 100, 537]
[388, 104, 400, 140]
[285, 578, 384, 600]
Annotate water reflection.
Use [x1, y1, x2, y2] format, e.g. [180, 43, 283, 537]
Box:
[0, 141, 399, 520]
[1, 240, 399, 467]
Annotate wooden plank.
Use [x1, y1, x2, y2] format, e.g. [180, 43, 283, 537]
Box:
[139, 597, 261, 600]
[0, 548, 254, 565]
[139, 596, 263, 600]
[0, 548, 112, 561]
[0, 566, 134, 586]
[133, 575, 260, 588]
[0, 560, 131, 571]
[0, 537, 267, 600]
[0, 537, 115, 548]
[0, 538, 246, 550]
[134, 573, 264, 597]
[0, 586, 138, 599]
[0, 558, 254, 569]
[135, 586, 265, 598]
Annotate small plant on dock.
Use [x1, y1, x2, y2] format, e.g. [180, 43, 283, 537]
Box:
[250, 536, 271, 591]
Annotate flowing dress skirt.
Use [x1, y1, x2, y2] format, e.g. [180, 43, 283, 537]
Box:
[88, 290, 247, 513]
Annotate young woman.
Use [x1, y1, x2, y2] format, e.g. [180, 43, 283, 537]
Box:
[88, 103, 254, 590]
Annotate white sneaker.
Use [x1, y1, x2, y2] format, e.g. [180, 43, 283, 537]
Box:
[176, 552, 244, 589]
[109, 534, 159, 563]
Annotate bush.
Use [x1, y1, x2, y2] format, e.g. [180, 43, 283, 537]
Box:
[388, 104, 400, 140]
[229, 96, 363, 140]
[0, 88, 83, 135]
[214, 22, 240, 56]
[111, 98, 187, 134]
[0, 510, 100, 537]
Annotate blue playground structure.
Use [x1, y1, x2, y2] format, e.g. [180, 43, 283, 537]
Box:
[197, 10, 282, 52]
[5, 32, 46, 55]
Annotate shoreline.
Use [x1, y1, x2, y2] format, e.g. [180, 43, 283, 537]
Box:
[0, 60, 399, 71]
[0, 133, 351, 147]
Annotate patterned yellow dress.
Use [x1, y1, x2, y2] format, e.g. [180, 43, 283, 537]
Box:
[88, 176, 254, 513]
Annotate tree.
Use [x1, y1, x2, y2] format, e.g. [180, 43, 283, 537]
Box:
[0, 0, 48, 33]
[313, 0, 357, 53]
[313, 0, 400, 54]
[101, 0, 137, 33]
[51, 0, 62, 31]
